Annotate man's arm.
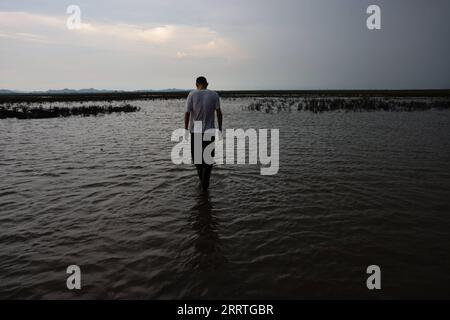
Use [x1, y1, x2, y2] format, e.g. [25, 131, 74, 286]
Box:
[184, 112, 190, 130]
[216, 109, 223, 131]
[184, 92, 193, 131]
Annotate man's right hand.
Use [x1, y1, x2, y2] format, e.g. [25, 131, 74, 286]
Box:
[216, 129, 223, 141]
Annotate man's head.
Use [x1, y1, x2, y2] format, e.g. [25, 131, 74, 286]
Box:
[196, 76, 208, 90]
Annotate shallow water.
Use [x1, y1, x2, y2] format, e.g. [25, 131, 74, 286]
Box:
[1, 98, 450, 299]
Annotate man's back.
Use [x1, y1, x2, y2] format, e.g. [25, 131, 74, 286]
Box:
[186, 89, 220, 133]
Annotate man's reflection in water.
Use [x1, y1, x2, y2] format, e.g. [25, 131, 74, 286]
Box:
[189, 191, 226, 270]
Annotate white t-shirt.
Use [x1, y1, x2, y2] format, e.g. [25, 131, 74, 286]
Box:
[185, 89, 220, 133]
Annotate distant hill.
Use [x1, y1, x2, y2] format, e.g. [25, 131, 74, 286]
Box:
[0, 88, 189, 94]
[0, 89, 20, 94]
[44, 88, 119, 94]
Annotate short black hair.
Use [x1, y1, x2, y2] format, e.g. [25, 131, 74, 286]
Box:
[196, 76, 208, 86]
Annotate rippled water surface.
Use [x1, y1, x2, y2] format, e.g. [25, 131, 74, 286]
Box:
[1, 98, 450, 299]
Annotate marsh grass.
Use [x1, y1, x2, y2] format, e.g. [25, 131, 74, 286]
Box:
[0, 103, 140, 119]
[245, 97, 450, 113]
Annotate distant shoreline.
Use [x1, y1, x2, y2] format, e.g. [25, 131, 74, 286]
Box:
[1, 89, 450, 104]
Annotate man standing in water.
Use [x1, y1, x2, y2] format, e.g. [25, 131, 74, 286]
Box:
[184, 76, 223, 191]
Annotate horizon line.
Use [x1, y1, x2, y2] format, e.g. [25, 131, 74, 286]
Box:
[1, 88, 450, 94]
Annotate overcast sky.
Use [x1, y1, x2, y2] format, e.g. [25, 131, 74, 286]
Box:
[1, 0, 449, 91]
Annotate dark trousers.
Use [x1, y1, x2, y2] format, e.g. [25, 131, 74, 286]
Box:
[191, 133, 215, 191]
